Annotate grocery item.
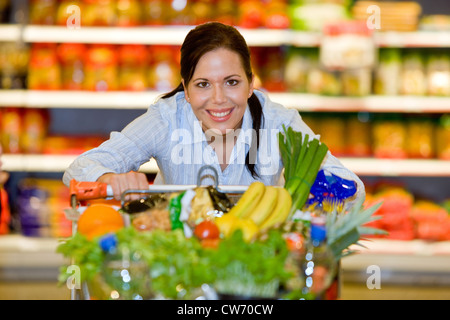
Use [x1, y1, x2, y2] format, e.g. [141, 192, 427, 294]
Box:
[141, 0, 169, 25]
[264, 0, 290, 29]
[317, 115, 346, 156]
[289, 0, 349, 31]
[237, 0, 264, 28]
[352, 1, 422, 32]
[372, 115, 407, 158]
[20, 108, 49, 154]
[147, 45, 180, 91]
[28, 43, 61, 90]
[77, 203, 124, 240]
[341, 68, 372, 96]
[346, 114, 372, 157]
[82, 0, 116, 26]
[29, 0, 57, 25]
[1, 107, 22, 154]
[57, 43, 86, 90]
[56, 0, 83, 26]
[84, 44, 118, 91]
[215, 0, 236, 25]
[0, 42, 29, 90]
[436, 114, 450, 160]
[115, 0, 142, 27]
[410, 200, 450, 241]
[118, 44, 148, 91]
[400, 50, 427, 96]
[405, 117, 435, 159]
[191, 0, 214, 25]
[284, 47, 314, 93]
[426, 50, 450, 96]
[374, 48, 402, 96]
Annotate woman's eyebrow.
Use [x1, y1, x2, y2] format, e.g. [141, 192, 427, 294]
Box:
[193, 74, 242, 82]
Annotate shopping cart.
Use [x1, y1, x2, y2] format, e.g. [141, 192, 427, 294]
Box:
[64, 165, 247, 300]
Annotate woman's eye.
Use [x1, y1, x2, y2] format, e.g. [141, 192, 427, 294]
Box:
[227, 79, 239, 86]
[196, 81, 209, 88]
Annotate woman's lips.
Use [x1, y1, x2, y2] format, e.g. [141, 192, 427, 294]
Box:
[207, 108, 233, 122]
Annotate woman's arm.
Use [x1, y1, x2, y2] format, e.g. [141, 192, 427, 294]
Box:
[63, 102, 171, 199]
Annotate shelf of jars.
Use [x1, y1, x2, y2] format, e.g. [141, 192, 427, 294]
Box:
[1, 90, 449, 113]
[1, 24, 450, 48]
[2, 154, 449, 177]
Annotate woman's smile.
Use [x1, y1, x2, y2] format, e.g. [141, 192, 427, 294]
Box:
[207, 107, 234, 122]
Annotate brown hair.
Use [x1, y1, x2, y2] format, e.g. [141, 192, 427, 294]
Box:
[163, 22, 263, 178]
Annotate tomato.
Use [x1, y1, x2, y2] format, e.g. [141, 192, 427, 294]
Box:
[200, 238, 220, 249]
[194, 220, 220, 240]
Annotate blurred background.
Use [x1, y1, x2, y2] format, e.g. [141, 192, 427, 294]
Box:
[0, 0, 449, 299]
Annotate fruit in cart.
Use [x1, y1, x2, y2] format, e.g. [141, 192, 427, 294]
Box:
[215, 213, 239, 237]
[247, 185, 279, 226]
[194, 220, 220, 240]
[259, 187, 292, 230]
[215, 214, 259, 242]
[227, 181, 265, 218]
[77, 204, 124, 240]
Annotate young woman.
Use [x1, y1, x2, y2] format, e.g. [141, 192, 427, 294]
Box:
[63, 22, 365, 203]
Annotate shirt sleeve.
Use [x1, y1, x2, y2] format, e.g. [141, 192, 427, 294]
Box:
[62, 102, 170, 186]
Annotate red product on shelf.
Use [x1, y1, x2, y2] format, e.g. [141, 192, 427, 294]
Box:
[20, 109, 49, 154]
[118, 44, 148, 91]
[264, 0, 290, 29]
[409, 200, 450, 241]
[237, 0, 264, 28]
[84, 44, 118, 91]
[57, 43, 86, 90]
[28, 43, 61, 90]
[0, 107, 22, 154]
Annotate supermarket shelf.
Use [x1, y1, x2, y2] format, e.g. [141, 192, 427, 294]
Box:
[2, 154, 450, 177]
[1, 154, 160, 173]
[1, 90, 450, 113]
[1, 25, 450, 47]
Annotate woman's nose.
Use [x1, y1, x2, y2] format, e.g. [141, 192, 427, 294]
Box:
[212, 85, 227, 104]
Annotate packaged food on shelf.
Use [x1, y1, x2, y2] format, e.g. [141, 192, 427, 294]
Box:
[307, 67, 341, 96]
[166, 0, 192, 25]
[17, 178, 71, 237]
[351, 1, 422, 32]
[314, 113, 346, 156]
[29, 0, 57, 25]
[118, 44, 148, 91]
[147, 45, 180, 91]
[374, 48, 402, 96]
[420, 14, 450, 31]
[141, 0, 169, 25]
[0, 42, 29, 90]
[400, 49, 427, 96]
[56, 0, 84, 26]
[237, 0, 264, 28]
[372, 114, 407, 159]
[259, 47, 286, 92]
[0, 107, 22, 154]
[20, 108, 49, 154]
[115, 0, 142, 27]
[82, 0, 116, 26]
[43, 135, 106, 155]
[289, 0, 350, 31]
[410, 200, 450, 241]
[28, 43, 61, 90]
[56, 43, 86, 90]
[264, 0, 290, 29]
[191, 0, 215, 25]
[436, 114, 450, 160]
[346, 113, 372, 157]
[405, 116, 435, 159]
[284, 47, 315, 93]
[426, 50, 450, 96]
[215, 0, 237, 25]
[341, 68, 372, 96]
[84, 44, 118, 91]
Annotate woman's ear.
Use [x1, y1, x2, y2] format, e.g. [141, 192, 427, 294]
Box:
[182, 79, 190, 102]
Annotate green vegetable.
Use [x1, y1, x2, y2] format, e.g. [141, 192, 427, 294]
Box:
[279, 125, 329, 215]
[208, 229, 291, 298]
[168, 192, 185, 230]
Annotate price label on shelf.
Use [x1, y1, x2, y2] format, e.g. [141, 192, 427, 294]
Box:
[320, 21, 377, 70]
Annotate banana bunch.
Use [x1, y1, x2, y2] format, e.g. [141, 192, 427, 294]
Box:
[215, 182, 292, 241]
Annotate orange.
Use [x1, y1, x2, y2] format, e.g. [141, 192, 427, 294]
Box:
[77, 204, 124, 240]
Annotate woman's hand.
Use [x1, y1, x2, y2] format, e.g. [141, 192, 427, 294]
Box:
[97, 171, 149, 201]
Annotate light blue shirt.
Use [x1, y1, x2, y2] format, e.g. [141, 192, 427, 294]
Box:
[63, 90, 365, 202]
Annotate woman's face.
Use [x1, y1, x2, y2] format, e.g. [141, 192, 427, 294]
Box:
[183, 48, 254, 136]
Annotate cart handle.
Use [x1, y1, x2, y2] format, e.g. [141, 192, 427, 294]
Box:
[69, 179, 113, 201]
